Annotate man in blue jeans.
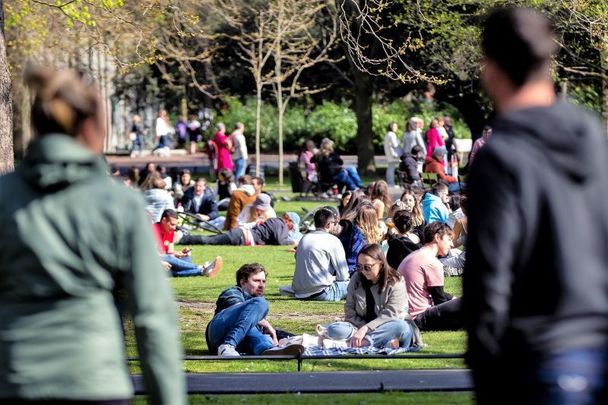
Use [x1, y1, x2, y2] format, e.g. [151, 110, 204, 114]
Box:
[206, 263, 305, 357]
[153, 209, 222, 277]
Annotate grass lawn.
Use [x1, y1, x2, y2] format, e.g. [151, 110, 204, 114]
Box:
[127, 178, 469, 401]
[135, 392, 474, 404]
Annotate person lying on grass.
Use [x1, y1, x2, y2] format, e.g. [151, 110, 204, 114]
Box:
[206, 263, 305, 357]
[321, 244, 422, 350]
[176, 212, 300, 246]
[153, 209, 222, 277]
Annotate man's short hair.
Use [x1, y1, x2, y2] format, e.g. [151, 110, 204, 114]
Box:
[423, 221, 453, 244]
[252, 176, 264, 187]
[314, 208, 336, 229]
[236, 263, 267, 286]
[482, 7, 557, 87]
[161, 209, 177, 221]
[195, 177, 206, 184]
[431, 181, 448, 196]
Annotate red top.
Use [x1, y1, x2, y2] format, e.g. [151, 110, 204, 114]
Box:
[152, 222, 174, 254]
[213, 130, 234, 171]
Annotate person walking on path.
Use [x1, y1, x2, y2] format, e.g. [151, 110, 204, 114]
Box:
[153, 109, 173, 151]
[213, 122, 233, 173]
[464, 7, 608, 404]
[231, 122, 248, 179]
[384, 122, 402, 187]
[0, 67, 185, 404]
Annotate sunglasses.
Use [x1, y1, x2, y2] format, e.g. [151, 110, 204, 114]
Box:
[356, 262, 380, 272]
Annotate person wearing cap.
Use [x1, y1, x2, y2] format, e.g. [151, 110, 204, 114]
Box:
[177, 212, 300, 246]
[424, 147, 460, 193]
[292, 208, 350, 301]
[237, 193, 277, 229]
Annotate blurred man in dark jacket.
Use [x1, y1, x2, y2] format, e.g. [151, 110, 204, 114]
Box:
[464, 7, 608, 404]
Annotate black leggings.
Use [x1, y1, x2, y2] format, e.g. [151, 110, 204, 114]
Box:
[415, 297, 462, 331]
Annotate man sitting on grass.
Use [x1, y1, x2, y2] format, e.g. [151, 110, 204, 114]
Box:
[398, 221, 462, 331]
[206, 263, 305, 357]
[177, 212, 300, 246]
[292, 208, 350, 301]
[153, 209, 222, 277]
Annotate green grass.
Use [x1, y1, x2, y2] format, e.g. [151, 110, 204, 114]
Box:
[127, 182, 468, 400]
[135, 392, 474, 404]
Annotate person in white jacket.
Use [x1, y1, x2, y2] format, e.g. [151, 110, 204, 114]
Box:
[384, 122, 402, 187]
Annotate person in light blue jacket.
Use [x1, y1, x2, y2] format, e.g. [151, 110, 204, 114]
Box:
[422, 182, 450, 224]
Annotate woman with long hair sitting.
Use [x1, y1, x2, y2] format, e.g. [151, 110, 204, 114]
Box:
[400, 186, 425, 239]
[321, 244, 422, 350]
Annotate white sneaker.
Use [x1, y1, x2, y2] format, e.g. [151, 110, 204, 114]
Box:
[218, 344, 240, 357]
[201, 256, 223, 277]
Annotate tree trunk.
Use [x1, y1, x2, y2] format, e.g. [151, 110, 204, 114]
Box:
[255, 83, 262, 176]
[601, 39, 608, 136]
[352, 67, 375, 174]
[0, 1, 13, 174]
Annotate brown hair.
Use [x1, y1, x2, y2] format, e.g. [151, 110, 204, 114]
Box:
[236, 263, 268, 286]
[400, 187, 424, 227]
[26, 67, 100, 137]
[355, 203, 383, 244]
[357, 244, 401, 292]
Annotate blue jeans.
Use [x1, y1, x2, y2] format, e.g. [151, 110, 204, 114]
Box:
[160, 254, 201, 277]
[206, 297, 274, 355]
[386, 161, 397, 187]
[234, 157, 246, 179]
[153, 135, 168, 151]
[476, 346, 608, 405]
[333, 167, 363, 191]
[325, 319, 414, 349]
[304, 281, 349, 302]
[200, 216, 225, 232]
[447, 181, 461, 193]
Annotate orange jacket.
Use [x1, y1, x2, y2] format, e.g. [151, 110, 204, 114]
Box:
[224, 188, 257, 230]
[424, 157, 457, 183]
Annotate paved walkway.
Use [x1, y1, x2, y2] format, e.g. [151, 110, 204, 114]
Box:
[105, 152, 383, 173]
[131, 369, 472, 394]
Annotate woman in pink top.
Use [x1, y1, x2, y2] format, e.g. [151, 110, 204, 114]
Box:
[425, 118, 445, 159]
[213, 122, 233, 172]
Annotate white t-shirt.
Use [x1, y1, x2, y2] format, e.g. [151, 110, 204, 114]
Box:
[384, 131, 402, 162]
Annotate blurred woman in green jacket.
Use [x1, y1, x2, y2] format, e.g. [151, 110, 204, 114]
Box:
[0, 68, 185, 404]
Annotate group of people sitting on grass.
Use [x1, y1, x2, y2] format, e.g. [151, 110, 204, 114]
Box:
[163, 174, 468, 357]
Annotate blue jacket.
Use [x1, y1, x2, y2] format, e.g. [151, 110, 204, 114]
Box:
[181, 187, 219, 219]
[422, 192, 449, 224]
[338, 220, 367, 274]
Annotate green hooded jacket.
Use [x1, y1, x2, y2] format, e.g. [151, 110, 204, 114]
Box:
[0, 134, 185, 404]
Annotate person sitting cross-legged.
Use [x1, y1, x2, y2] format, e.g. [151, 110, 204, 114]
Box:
[178, 212, 300, 247]
[321, 244, 422, 350]
[292, 208, 350, 301]
[206, 263, 305, 357]
[398, 221, 462, 331]
[153, 209, 223, 277]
